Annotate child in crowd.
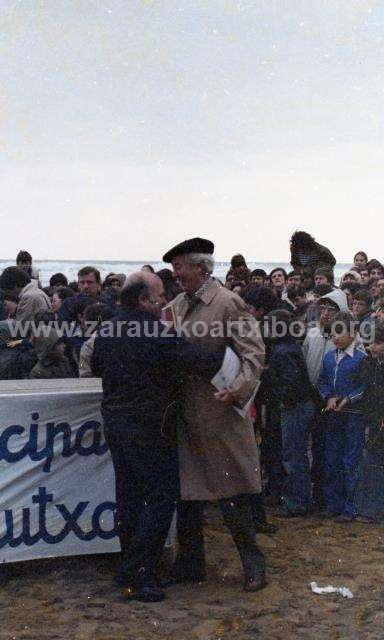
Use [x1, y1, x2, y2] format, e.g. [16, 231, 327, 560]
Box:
[250, 269, 267, 286]
[355, 320, 384, 522]
[340, 281, 362, 310]
[267, 309, 315, 516]
[285, 285, 310, 326]
[353, 251, 368, 273]
[244, 286, 284, 507]
[341, 271, 362, 285]
[314, 267, 334, 288]
[352, 290, 374, 345]
[367, 260, 384, 279]
[317, 311, 366, 522]
[302, 289, 348, 508]
[369, 277, 381, 308]
[29, 327, 74, 379]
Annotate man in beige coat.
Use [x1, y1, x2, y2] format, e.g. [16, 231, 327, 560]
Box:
[0, 267, 51, 324]
[163, 237, 266, 591]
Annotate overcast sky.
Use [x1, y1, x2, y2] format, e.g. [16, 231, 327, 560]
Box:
[1, 0, 383, 262]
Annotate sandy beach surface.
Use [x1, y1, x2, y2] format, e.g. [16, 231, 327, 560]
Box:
[3, 505, 384, 640]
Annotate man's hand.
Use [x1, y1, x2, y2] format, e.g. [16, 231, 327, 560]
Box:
[325, 397, 340, 412]
[334, 397, 350, 412]
[214, 389, 235, 405]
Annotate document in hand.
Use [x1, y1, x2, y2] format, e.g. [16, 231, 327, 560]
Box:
[211, 347, 260, 418]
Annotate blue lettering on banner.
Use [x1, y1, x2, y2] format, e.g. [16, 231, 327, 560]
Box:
[0, 487, 117, 549]
[0, 412, 108, 472]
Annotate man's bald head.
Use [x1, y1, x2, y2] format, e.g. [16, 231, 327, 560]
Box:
[121, 272, 166, 318]
[124, 271, 161, 291]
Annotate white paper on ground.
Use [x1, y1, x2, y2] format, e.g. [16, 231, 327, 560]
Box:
[211, 346, 260, 418]
[310, 581, 354, 599]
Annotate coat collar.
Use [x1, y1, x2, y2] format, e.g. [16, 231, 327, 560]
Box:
[184, 278, 221, 306]
[199, 278, 222, 305]
[20, 281, 38, 295]
[337, 342, 356, 358]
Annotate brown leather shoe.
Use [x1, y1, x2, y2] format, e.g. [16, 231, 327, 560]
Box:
[243, 573, 267, 592]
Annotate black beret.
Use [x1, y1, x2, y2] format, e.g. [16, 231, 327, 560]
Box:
[162, 237, 214, 263]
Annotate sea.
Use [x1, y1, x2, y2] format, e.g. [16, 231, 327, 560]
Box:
[0, 260, 351, 287]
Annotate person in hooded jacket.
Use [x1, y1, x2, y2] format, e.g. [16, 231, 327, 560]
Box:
[29, 327, 74, 379]
[302, 288, 349, 509]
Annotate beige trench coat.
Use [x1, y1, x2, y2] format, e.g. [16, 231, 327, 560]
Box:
[169, 279, 265, 501]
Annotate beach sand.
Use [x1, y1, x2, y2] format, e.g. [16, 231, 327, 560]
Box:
[2, 505, 384, 640]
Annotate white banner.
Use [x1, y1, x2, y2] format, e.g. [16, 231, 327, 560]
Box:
[0, 379, 119, 563]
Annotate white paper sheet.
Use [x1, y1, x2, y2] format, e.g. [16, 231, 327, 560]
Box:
[211, 347, 259, 418]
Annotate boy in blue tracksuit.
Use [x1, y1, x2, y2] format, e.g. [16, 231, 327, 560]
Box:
[317, 311, 366, 522]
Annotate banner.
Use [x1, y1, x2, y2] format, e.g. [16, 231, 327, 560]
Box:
[0, 379, 176, 564]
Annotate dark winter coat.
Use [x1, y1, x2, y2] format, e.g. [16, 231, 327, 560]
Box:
[29, 328, 74, 379]
[361, 355, 384, 422]
[91, 308, 222, 441]
[268, 337, 313, 407]
[0, 320, 37, 379]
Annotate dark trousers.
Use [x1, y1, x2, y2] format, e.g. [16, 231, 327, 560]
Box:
[311, 409, 326, 507]
[250, 493, 268, 524]
[281, 400, 314, 512]
[106, 426, 179, 587]
[175, 495, 265, 580]
[262, 401, 285, 498]
[356, 421, 384, 520]
[324, 413, 365, 517]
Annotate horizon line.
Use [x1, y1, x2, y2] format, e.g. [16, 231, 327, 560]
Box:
[0, 258, 355, 265]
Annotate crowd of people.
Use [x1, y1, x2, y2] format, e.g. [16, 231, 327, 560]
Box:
[1, 232, 384, 603]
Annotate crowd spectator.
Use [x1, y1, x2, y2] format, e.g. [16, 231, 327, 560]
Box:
[353, 251, 368, 273]
[317, 311, 366, 522]
[267, 309, 314, 517]
[49, 272, 68, 288]
[290, 231, 336, 277]
[0, 267, 51, 323]
[16, 250, 40, 283]
[29, 327, 74, 379]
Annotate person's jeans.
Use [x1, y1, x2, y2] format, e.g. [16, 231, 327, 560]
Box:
[310, 409, 327, 507]
[324, 412, 365, 517]
[281, 400, 315, 512]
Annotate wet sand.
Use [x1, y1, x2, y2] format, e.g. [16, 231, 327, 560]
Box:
[3, 506, 384, 640]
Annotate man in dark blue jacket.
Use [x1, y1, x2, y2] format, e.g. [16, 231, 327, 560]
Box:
[92, 273, 222, 602]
